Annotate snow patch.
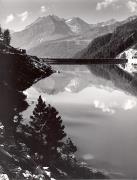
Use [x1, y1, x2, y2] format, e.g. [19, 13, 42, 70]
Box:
[66, 19, 72, 23]
[0, 174, 9, 180]
[118, 48, 137, 73]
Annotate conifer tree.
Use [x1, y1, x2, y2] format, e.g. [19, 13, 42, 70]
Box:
[27, 96, 66, 161]
[3, 29, 11, 45]
[13, 114, 24, 144]
[45, 104, 66, 153]
[0, 27, 3, 41]
[62, 138, 77, 155]
[30, 95, 47, 131]
[28, 96, 48, 155]
[14, 114, 24, 129]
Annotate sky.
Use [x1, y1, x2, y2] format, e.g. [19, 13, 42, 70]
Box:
[1, 0, 137, 31]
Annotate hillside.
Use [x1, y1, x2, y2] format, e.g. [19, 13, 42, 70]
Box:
[74, 33, 112, 58]
[0, 39, 55, 179]
[28, 39, 88, 58]
[76, 17, 137, 59]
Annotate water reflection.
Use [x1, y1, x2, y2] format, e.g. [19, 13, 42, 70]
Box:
[24, 64, 137, 178]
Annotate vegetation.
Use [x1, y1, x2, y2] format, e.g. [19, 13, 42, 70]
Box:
[0, 27, 11, 46]
[0, 27, 3, 40]
[75, 33, 112, 58]
[3, 29, 11, 45]
[15, 96, 107, 179]
[0, 92, 107, 179]
[19, 96, 66, 165]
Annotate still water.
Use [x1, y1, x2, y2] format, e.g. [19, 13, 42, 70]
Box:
[25, 65, 137, 178]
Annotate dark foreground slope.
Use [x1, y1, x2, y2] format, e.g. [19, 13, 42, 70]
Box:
[0, 44, 54, 179]
[0, 45, 53, 134]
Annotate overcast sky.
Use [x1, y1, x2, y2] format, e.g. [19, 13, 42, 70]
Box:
[0, 0, 137, 31]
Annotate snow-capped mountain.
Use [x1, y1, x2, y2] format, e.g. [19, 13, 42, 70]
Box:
[11, 15, 119, 51]
[66, 17, 91, 34]
[11, 14, 137, 58]
[11, 15, 95, 58]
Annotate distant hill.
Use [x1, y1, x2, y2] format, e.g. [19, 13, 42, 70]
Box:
[28, 39, 89, 58]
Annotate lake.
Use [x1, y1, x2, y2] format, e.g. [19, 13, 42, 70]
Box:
[24, 64, 137, 179]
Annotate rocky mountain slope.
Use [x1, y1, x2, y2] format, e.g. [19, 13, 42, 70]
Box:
[11, 15, 73, 50]
[65, 17, 91, 34]
[28, 39, 88, 58]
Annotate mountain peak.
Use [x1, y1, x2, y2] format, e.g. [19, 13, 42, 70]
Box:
[66, 17, 87, 23]
[25, 16, 47, 29]
[47, 14, 63, 21]
[25, 15, 64, 30]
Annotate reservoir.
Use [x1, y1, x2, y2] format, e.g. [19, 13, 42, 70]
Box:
[24, 64, 137, 178]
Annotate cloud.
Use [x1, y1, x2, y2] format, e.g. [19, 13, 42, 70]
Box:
[93, 100, 115, 114]
[96, 0, 118, 10]
[123, 99, 137, 110]
[41, 6, 46, 13]
[6, 14, 15, 24]
[126, 0, 137, 12]
[18, 11, 28, 21]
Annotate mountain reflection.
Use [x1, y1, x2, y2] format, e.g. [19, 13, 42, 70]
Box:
[34, 64, 137, 98]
